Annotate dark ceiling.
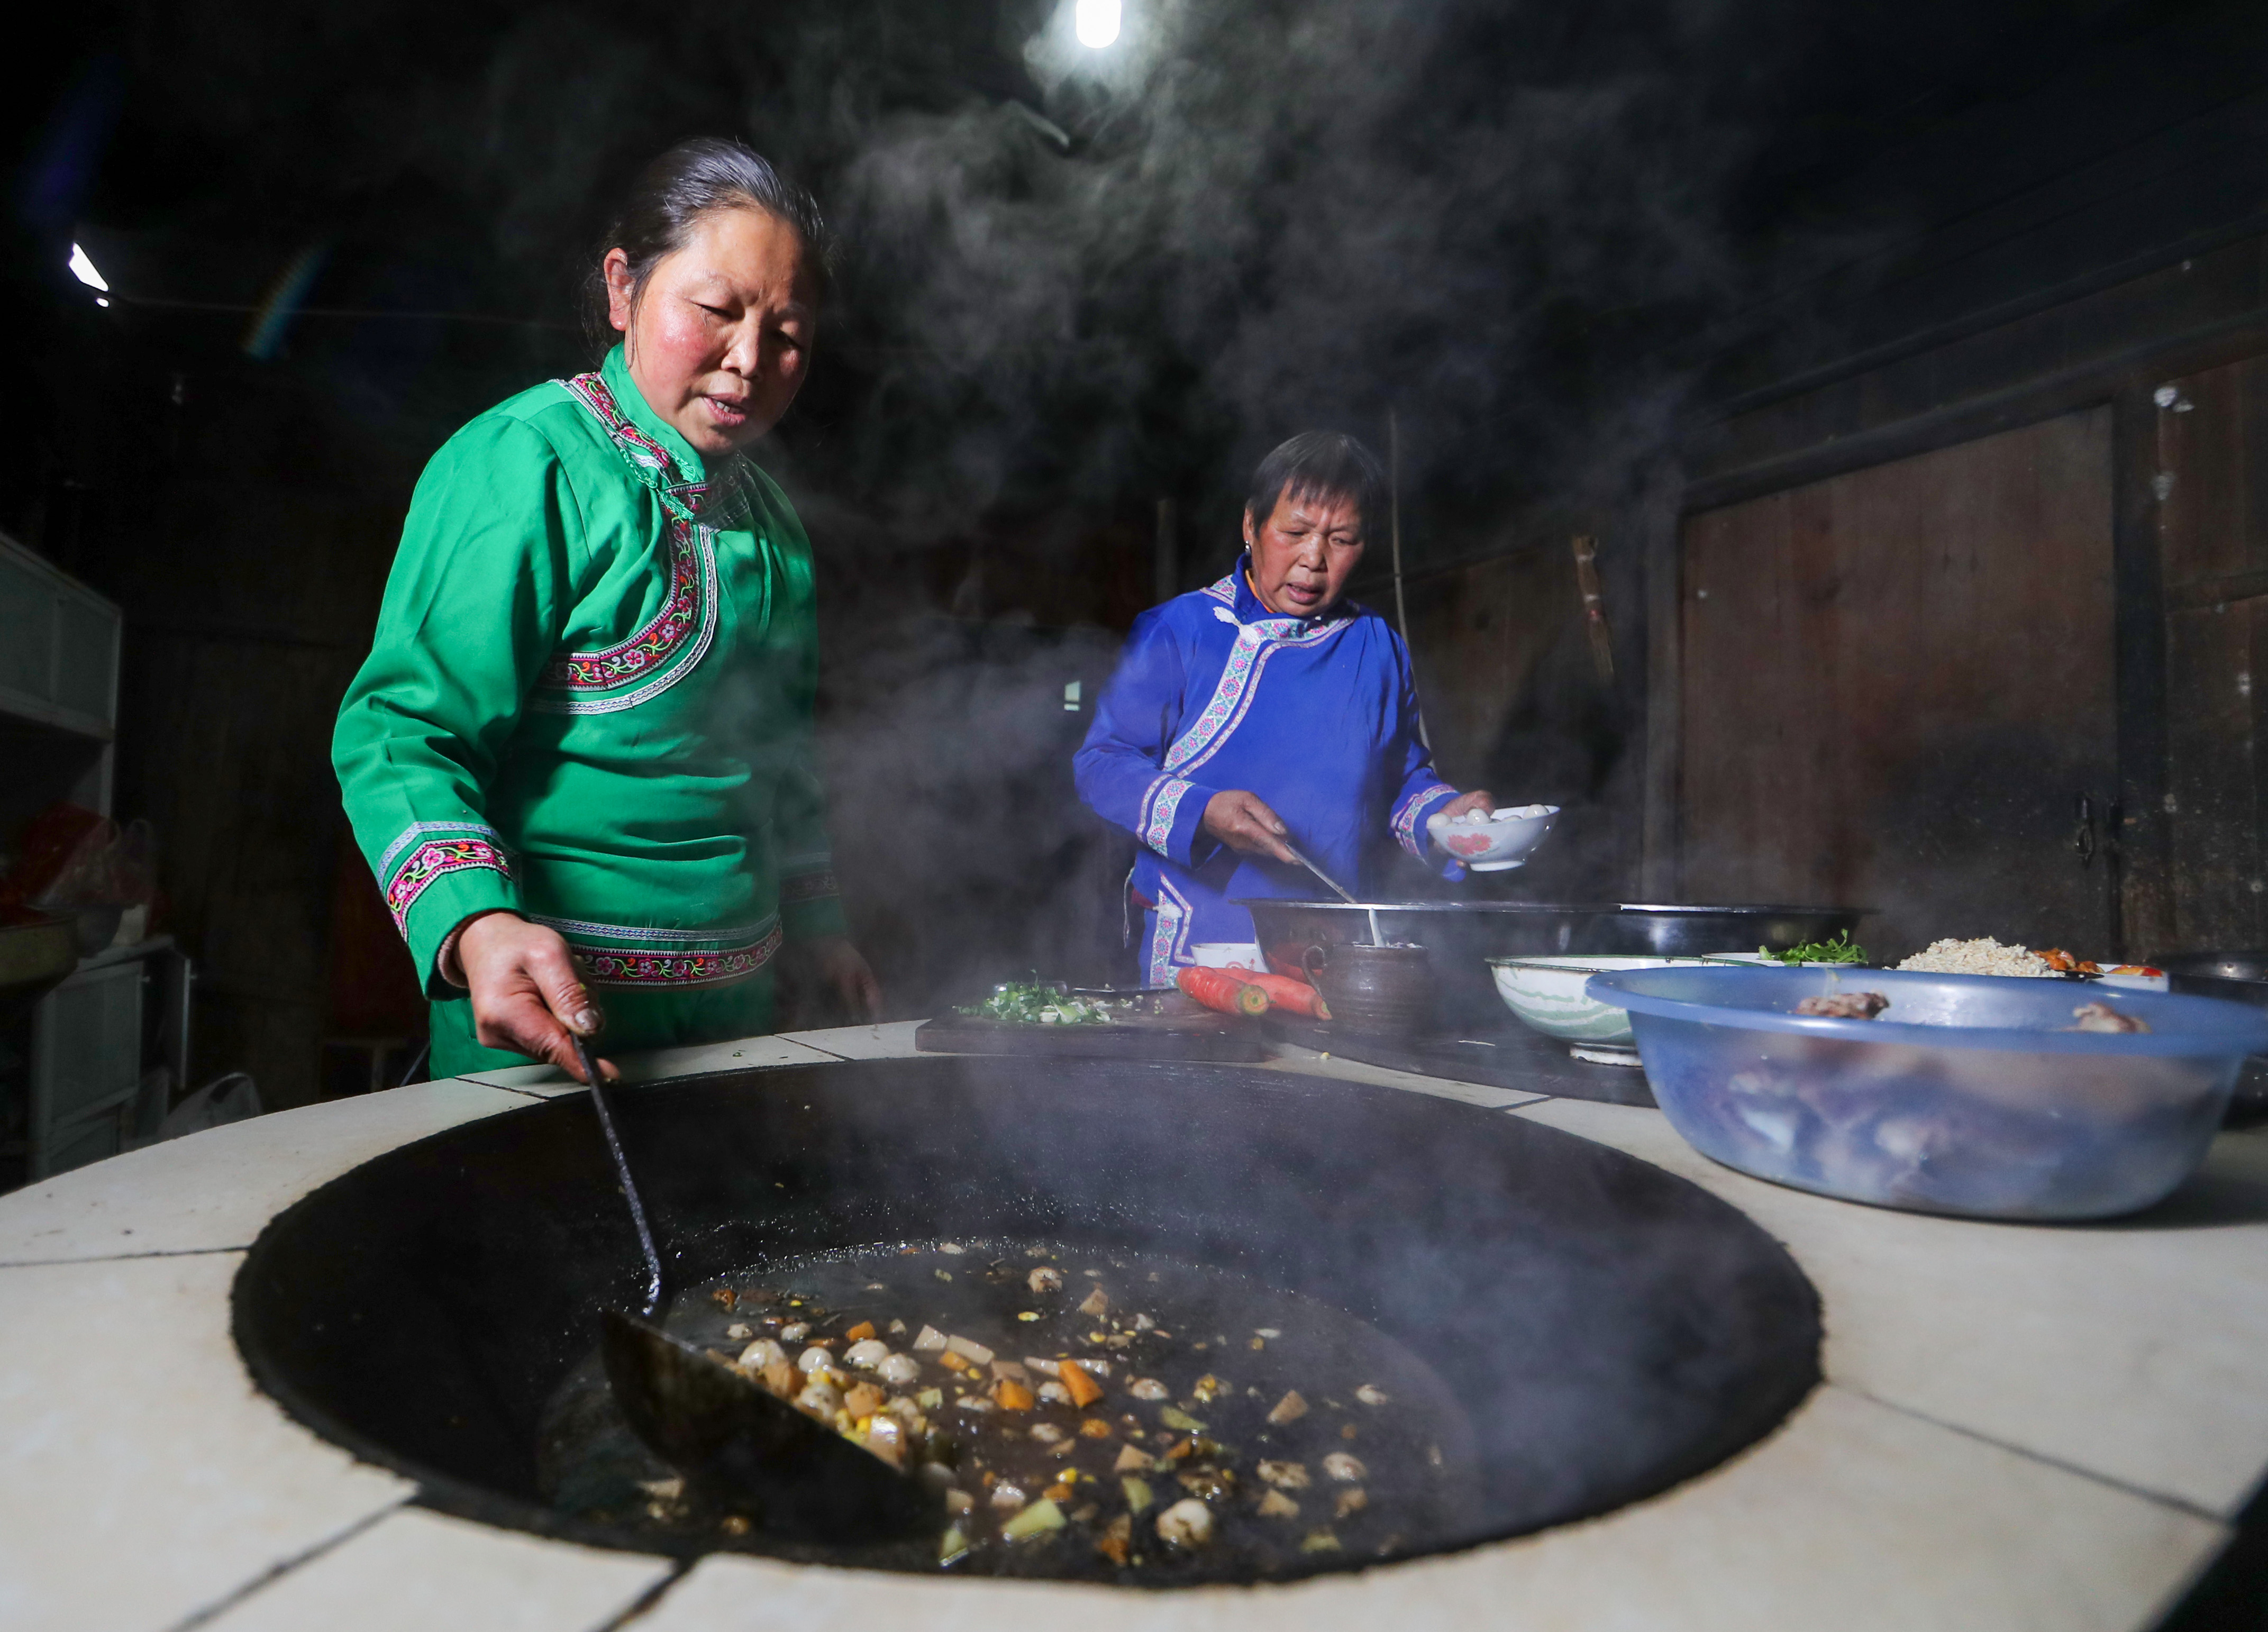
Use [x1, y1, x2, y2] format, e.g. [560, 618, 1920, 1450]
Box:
[3, 0, 2256, 552]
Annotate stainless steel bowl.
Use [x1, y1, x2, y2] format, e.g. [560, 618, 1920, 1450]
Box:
[1236, 900, 1871, 1028]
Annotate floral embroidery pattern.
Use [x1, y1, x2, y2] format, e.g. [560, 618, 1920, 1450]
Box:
[535, 373, 735, 716]
[1393, 781, 1458, 859]
[386, 837, 512, 934]
[560, 371, 748, 524]
[1142, 777, 1196, 855]
[377, 819, 500, 882]
[538, 517, 704, 692]
[532, 913, 785, 988]
[1163, 615, 1346, 780]
[1146, 878, 1194, 988]
[576, 923, 785, 988]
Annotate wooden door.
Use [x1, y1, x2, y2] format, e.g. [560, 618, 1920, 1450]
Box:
[1678, 409, 2118, 960]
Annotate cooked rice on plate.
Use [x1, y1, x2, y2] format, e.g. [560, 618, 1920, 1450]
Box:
[1896, 937, 2054, 978]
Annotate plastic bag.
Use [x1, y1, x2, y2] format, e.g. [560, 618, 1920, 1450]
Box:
[30, 815, 156, 915]
[153, 1072, 262, 1141]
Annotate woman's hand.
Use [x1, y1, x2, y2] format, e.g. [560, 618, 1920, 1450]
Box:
[1438, 789, 1497, 822]
[456, 911, 618, 1083]
[806, 935, 883, 1023]
[1203, 789, 1298, 863]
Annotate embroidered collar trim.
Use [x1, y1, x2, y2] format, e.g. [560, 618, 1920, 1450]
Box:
[558, 370, 750, 526]
[1204, 554, 1356, 632]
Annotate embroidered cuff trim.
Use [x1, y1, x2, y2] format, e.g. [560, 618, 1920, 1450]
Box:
[386, 837, 513, 935]
[1142, 777, 1197, 855]
[1393, 781, 1459, 859]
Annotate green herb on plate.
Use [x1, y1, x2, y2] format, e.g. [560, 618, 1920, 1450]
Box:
[1759, 931, 1866, 966]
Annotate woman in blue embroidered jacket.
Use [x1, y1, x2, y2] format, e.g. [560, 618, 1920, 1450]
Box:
[334, 141, 879, 1081]
[1074, 432, 1495, 986]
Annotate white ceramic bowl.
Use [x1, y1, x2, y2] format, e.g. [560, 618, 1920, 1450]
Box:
[1191, 942, 1265, 971]
[1487, 954, 1719, 1045]
[1428, 804, 1560, 871]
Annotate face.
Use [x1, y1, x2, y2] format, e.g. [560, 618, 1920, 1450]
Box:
[1242, 487, 1367, 617]
[605, 205, 816, 459]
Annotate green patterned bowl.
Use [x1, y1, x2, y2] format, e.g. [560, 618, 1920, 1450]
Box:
[1487, 955, 1722, 1045]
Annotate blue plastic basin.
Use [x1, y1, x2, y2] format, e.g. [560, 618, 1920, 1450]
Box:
[1584, 965, 2268, 1220]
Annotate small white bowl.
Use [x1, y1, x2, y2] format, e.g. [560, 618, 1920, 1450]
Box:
[1427, 804, 1560, 871]
[1191, 942, 1265, 971]
[1488, 954, 1719, 1045]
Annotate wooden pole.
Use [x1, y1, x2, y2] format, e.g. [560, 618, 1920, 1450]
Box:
[1572, 534, 1616, 682]
[1389, 407, 1432, 750]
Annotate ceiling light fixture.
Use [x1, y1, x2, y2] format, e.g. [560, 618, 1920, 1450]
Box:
[1075, 0, 1121, 49]
[67, 242, 109, 293]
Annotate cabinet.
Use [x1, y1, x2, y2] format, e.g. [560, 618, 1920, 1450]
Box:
[0, 531, 187, 1185]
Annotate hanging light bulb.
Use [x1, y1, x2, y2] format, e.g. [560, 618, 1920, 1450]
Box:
[1075, 0, 1121, 49]
[67, 243, 110, 293]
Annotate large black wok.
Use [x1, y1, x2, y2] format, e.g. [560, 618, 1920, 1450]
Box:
[232, 1056, 1820, 1582]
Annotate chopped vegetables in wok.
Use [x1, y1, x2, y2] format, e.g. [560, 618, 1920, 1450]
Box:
[536, 1243, 1470, 1582]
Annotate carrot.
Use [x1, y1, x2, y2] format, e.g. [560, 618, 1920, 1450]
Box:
[1239, 972, 1330, 1020]
[1058, 1360, 1105, 1409]
[844, 1320, 876, 1342]
[994, 1378, 1036, 1411]
[1177, 965, 1269, 1016]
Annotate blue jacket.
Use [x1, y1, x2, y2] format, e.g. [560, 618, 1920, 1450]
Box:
[1074, 558, 1464, 984]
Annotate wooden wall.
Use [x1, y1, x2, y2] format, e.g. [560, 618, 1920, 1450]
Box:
[1660, 229, 2268, 961]
[1679, 412, 2117, 959]
[1393, 538, 1645, 900]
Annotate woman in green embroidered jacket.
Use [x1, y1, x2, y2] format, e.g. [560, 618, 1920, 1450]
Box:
[334, 140, 879, 1082]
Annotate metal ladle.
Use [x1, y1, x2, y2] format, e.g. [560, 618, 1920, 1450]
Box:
[1280, 840, 1386, 946]
[570, 1034, 940, 1541]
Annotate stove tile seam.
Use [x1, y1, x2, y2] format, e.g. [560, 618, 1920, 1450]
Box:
[160, 1497, 411, 1632]
[1847, 1383, 2236, 1524]
[0, 1243, 251, 1269]
[586, 1557, 698, 1632]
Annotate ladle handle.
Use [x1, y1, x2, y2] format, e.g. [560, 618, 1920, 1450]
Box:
[1283, 841, 1358, 905]
[576, 1036, 664, 1319]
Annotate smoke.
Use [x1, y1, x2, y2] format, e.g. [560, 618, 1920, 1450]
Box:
[90, 0, 1891, 1009]
[777, 0, 1770, 542]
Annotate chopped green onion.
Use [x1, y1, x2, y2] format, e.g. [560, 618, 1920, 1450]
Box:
[959, 983, 1127, 1026]
[1760, 931, 1866, 965]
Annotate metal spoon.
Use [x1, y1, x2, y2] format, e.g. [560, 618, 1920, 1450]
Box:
[570, 1034, 940, 1539]
[1280, 841, 1385, 947]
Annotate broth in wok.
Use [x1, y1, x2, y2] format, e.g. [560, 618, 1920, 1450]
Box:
[539, 1242, 1479, 1583]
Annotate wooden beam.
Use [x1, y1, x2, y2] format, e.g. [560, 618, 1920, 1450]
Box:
[2166, 568, 2268, 609]
[1686, 308, 2268, 516]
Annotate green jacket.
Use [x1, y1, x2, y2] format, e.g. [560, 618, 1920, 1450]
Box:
[334, 345, 845, 1014]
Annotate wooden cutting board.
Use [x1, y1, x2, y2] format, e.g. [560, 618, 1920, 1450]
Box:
[914, 993, 1266, 1062]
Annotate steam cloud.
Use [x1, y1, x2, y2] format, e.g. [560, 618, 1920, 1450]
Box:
[110, 0, 1869, 1000]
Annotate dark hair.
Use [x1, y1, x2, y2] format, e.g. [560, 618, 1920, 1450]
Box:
[1245, 431, 1389, 536]
[582, 138, 834, 356]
